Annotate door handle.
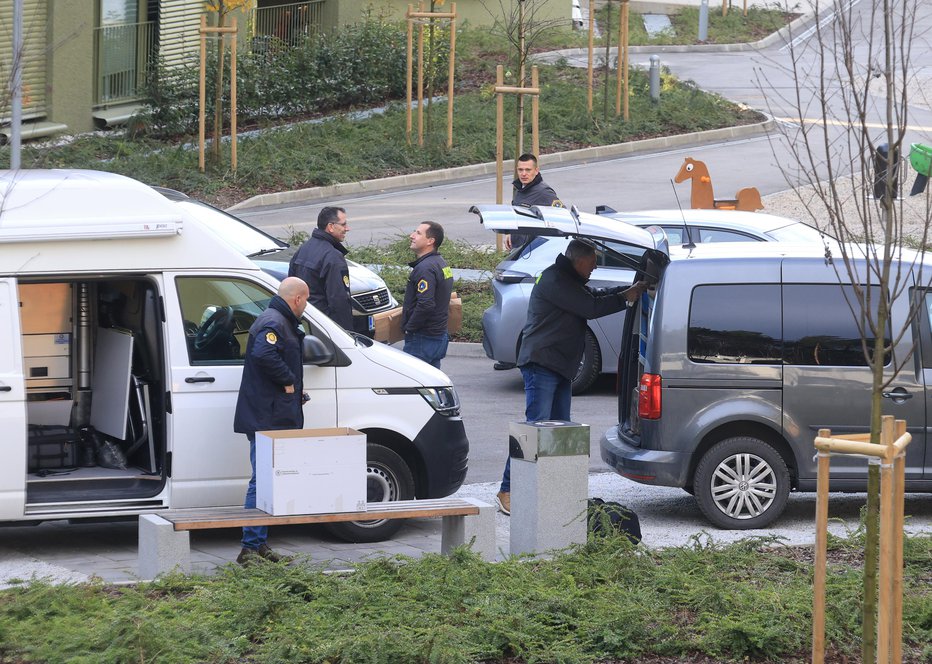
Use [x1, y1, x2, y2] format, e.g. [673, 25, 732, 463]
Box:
[881, 388, 912, 403]
[0, 385, 11, 392]
[185, 376, 216, 384]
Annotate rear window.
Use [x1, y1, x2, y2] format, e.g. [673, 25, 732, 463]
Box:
[688, 285, 782, 364]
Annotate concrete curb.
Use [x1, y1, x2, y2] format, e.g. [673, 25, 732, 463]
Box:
[229, 118, 775, 211]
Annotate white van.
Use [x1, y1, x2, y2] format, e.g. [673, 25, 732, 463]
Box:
[0, 170, 469, 542]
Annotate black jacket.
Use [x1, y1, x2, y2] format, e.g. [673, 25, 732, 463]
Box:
[288, 228, 353, 329]
[517, 253, 629, 381]
[510, 173, 563, 247]
[402, 251, 454, 337]
[233, 296, 306, 435]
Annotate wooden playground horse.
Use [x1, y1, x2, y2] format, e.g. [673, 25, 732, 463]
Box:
[674, 157, 764, 211]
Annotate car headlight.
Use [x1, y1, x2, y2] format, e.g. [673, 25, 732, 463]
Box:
[418, 387, 460, 416]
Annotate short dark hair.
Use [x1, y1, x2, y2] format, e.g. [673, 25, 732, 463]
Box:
[317, 206, 346, 230]
[421, 220, 444, 249]
[517, 153, 539, 167]
[565, 238, 596, 263]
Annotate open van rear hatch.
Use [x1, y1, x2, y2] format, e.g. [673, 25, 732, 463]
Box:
[470, 203, 670, 274]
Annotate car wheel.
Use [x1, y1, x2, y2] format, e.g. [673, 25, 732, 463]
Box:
[572, 330, 601, 395]
[694, 437, 790, 530]
[325, 444, 416, 543]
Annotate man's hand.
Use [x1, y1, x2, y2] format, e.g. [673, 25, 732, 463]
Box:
[284, 384, 295, 394]
[504, 234, 513, 251]
[624, 281, 649, 303]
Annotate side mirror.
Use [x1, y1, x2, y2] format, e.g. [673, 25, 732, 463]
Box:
[302, 335, 332, 365]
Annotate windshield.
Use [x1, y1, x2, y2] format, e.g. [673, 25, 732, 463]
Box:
[177, 200, 288, 258]
[766, 222, 831, 243]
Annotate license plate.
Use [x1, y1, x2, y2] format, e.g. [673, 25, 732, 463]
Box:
[368, 315, 374, 331]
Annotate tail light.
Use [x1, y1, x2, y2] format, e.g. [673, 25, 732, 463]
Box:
[638, 373, 661, 419]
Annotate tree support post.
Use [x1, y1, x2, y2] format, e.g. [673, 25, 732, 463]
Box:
[616, 0, 629, 120]
[494, 64, 540, 251]
[812, 416, 911, 664]
[405, 3, 457, 147]
[198, 16, 239, 173]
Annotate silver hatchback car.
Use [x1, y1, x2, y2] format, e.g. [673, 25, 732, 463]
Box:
[481, 207, 829, 393]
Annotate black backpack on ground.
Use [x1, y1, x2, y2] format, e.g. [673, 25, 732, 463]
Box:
[587, 498, 642, 544]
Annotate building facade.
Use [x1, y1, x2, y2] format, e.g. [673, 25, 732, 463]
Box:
[1, 0, 567, 139]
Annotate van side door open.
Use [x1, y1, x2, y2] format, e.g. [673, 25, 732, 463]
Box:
[0, 278, 27, 518]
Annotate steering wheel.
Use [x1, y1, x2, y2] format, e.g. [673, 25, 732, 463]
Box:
[194, 306, 234, 351]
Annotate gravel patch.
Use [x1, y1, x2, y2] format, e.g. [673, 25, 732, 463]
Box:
[762, 175, 932, 242]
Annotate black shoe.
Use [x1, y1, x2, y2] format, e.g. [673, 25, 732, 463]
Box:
[493, 361, 516, 370]
[257, 544, 293, 563]
[236, 547, 260, 565]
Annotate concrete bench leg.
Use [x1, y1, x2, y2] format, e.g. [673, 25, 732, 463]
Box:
[138, 514, 191, 580]
[441, 498, 496, 561]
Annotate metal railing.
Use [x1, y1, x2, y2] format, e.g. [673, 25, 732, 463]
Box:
[94, 20, 155, 106]
[252, 1, 324, 50]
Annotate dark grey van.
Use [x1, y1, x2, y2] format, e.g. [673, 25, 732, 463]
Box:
[602, 242, 932, 529]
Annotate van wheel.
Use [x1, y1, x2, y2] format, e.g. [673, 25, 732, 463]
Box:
[694, 437, 790, 530]
[324, 444, 415, 543]
[572, 330, 601, 395]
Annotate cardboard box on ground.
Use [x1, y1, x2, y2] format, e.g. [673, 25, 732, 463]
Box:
[372, 292, 462, 344]
[256, 427, 367, 516]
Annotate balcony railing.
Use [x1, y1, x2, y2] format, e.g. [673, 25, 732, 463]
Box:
[94, 20, 155, 106]
[252, 1, 324, 50]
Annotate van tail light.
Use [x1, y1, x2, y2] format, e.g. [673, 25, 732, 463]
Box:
[638, 373, 662, 420]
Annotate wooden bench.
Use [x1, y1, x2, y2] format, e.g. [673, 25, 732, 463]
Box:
[138, 497, 496, 579]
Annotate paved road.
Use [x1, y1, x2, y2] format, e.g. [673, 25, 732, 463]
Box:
[234, 1, 932, 246]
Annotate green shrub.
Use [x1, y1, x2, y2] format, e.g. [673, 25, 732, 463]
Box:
[137, 14, 423, 138]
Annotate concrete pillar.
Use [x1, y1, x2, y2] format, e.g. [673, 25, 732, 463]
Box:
[508, 421, 590, 556]
[138, 514, 191, 580]
[441, 498, 497, 561]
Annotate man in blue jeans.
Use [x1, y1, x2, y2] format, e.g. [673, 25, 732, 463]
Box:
[232, 277, 309, 563]
[496, 240, 647, 515]
[402, 221, 454, 368]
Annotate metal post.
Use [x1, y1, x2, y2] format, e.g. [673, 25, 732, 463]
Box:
[698, 0, 709, 42]
[649, 55, 661, 102]
[10, 0, 24, 169]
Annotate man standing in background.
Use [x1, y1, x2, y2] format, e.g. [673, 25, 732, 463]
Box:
[402, 221, 454, 369]
[289, 206, 353, 330]
[507, 153, 563, 250]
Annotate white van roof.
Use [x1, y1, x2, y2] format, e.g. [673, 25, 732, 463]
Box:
[0, 170, 258, 276]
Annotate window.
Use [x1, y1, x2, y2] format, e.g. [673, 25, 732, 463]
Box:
[688, 285, 782, 364]
[783, 285, 887, 367]
[598, 241, 649, 270]
[175, 277, 276, 365]
[697, 228, 761, 243]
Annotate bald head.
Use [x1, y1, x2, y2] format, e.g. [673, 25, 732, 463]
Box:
[279, 276, 309, 317]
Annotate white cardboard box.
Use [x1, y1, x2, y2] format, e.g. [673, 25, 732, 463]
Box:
[256, 427, 367, 516]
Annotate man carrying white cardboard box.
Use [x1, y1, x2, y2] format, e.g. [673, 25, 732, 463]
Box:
[232, 277, 310, 565]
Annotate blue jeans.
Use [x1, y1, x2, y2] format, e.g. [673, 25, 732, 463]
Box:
[403, 331, 449, 369]
[500, 363, 572, 492]
[241, 434, 267, 550]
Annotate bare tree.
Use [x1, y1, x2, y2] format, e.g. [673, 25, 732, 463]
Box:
[481, 0, 569, 160]
[758, 2, 931, 661]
